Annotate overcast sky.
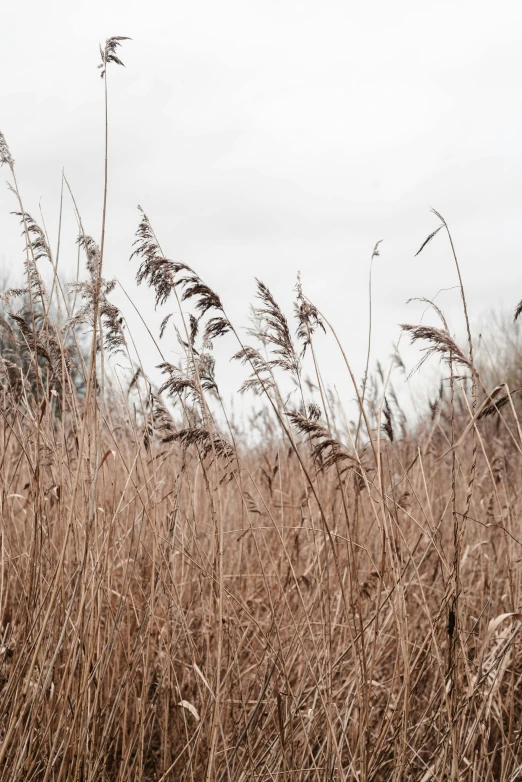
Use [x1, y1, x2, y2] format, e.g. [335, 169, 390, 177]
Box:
[2, 0, 522, 413]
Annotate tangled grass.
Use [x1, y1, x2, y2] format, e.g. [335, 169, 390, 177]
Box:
[1, 39, 522, 782]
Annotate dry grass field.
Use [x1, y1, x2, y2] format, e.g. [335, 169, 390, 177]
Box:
[1, 38, 522, 781]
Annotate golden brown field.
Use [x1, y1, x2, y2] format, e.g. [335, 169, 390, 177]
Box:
[1, 38, 522, 781]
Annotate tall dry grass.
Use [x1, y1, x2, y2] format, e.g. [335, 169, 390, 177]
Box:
[1, 38, 522, 781]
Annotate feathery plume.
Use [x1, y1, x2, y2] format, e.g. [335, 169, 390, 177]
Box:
[287, 410, 356, 471]
[372, 240, 383, 259]
[72, 235, 126, 354]
[158, 362, 198, 402]
[131, 208, 232, 347]
[308, 403, 322, 422]
[99, 36, 131, 78]
[0, 130, 14, 167]
[162, 426, 235, 467]
[159, 313, 173, 340]
[251, 279, 301, 378]
[131, 208, 190, 307]
[415, 224, 444, 257]
[382, 397, 394, 442]
[232, 345, 275, 395]
[294, 276, 325, 357]
[13, 212, 52, 264]
[477, 389, 522, 420]
[401, 324, 472, 375]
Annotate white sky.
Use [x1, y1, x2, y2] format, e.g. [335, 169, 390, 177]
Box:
[2, 0, 522, 416]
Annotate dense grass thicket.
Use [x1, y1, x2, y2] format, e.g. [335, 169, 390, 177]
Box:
[1, 38, 522, 781]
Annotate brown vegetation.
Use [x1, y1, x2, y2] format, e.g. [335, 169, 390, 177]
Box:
[1, 38, 522, 781]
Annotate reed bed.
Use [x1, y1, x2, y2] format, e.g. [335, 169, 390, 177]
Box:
[1, 37, 522, 781]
